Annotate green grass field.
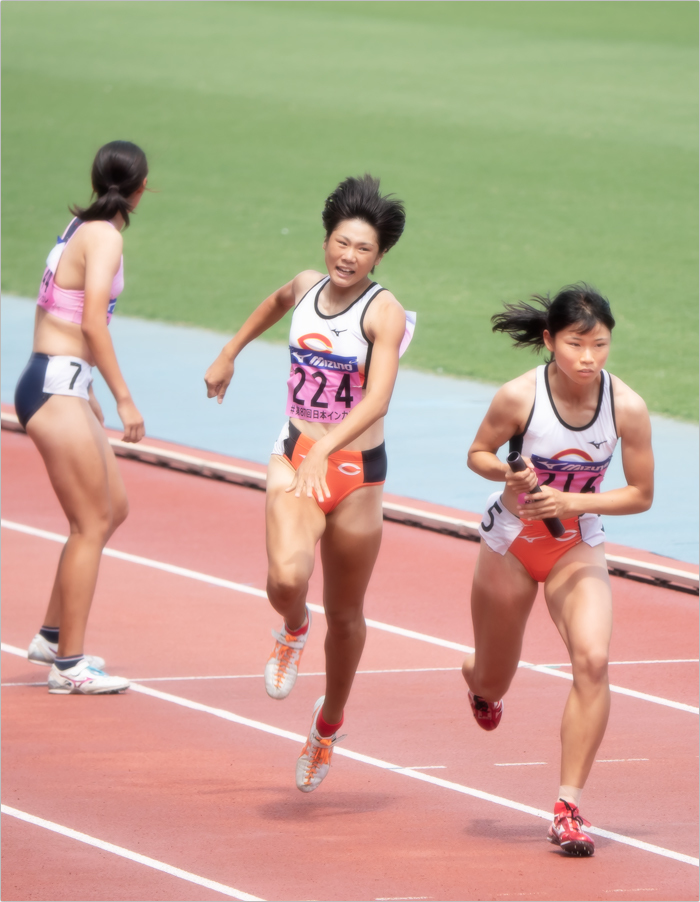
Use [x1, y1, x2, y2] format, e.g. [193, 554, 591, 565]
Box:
[3, 2, 697, 419]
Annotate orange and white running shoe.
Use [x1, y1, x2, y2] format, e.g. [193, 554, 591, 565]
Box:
[264, 609, 311, 700]
[295, 696, 345, 793]
[547, 799, 595, 856]
[468, 690, 503, 731]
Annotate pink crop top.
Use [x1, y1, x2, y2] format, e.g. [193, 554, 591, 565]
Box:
[37, 218, 124, 325]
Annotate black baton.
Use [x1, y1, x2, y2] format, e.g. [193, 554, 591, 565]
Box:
[506, 452, 565, 538]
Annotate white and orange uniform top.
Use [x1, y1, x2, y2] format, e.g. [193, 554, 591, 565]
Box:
[285, 276, 415, 424]
[511, 362, 619, 541]
[37, 218, 124, 325]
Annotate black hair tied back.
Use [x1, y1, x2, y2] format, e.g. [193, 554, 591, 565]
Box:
[70, 140, 148, 228]
[491, 283, 615, 353]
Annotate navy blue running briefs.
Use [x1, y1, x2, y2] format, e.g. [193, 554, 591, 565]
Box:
[14, 353, 52, 428]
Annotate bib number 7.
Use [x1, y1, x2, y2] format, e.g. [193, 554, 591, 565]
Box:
[69, 362, 82, 390]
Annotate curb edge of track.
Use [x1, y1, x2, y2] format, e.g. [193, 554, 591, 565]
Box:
[2, 410, 697, 594]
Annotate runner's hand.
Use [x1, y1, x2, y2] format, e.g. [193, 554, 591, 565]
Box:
[286, 444, 331, 504]
[503, 456, 538, 494]
[205, 354, 235, 404]
[117, 398, 145, 444]
[518, 484, 571, 521]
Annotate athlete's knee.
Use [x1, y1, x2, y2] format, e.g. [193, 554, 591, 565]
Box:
[69, 507, 113, 545]
[325, 606, 365, 641]
[571, 646, 609, 686]
[266, 564, 309, 606]
[109, 495, 129, 532]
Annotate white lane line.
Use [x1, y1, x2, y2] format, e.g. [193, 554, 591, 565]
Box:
[1, 645, 695, 868]
[1, 520, 268, 599]
[123, 682, 697, 868]
[3, 520, 698, 715]
[597, 758, 649, 763]
[1, 681, 46, 687]
[494, 762, 547, 767]
[541, 659, 698, 667]
[519, 662, 699, 715]
[1, 804, 263, 901]
[127, 667, 459, 682]
[0, 654, 458, 687]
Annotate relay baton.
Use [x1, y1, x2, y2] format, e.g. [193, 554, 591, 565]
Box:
[506, 452, 565, 538]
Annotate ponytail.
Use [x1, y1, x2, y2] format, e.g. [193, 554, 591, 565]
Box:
[492, 283, 615, 353]
[70, 140, 148, 228]
[491, 296, 550, 351]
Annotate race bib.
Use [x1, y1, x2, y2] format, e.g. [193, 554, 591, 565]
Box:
[285, 348, 362, 422]
[530, 452, 612, 494]
[43, 356, 92, 401]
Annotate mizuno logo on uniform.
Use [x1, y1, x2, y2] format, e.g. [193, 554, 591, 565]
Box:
[289, 347, 358, 372]
[588, 440, 608, 450]
[519, 528, 577, 545]
[330, 328, 347, 337]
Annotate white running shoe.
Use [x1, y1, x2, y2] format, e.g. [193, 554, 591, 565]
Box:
[295, 696, 345, 793]
[47, 658, 130, 695]
[264, 609, 311, 700]
[28, 633, 105, 671]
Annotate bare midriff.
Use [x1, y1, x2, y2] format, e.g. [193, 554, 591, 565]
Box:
[32, 307, 95, 365]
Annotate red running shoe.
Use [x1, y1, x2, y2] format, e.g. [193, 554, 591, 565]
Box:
[547, 799, 595, 857]
[468, 690, 503, 731]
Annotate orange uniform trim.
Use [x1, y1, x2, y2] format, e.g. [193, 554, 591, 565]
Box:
[508, 517, 583, 583]
[283, 424, 387, 515]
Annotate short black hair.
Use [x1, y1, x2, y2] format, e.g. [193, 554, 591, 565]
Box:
[322, 174, 405, 253]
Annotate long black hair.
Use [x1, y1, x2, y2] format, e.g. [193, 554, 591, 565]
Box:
[491, 283, 615, 353]
[70, 141, 148, 228]
[322, 174, 405, 254]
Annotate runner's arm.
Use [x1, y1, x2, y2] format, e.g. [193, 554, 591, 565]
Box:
[204, 271, 319, 404]
[80, 223, 144, 443]
[467, 375, 539, 495]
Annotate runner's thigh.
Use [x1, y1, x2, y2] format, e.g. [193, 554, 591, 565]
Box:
[544, 542, 612, 659]
[321, 484, 384, 612]
[25, 395, 111, 528]
[265, 454, 326, 575]
[470, 541, 538, 669]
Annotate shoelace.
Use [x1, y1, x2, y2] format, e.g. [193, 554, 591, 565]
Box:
[302, 732, 347, 780]
[473, 695, 500, 714]
[304, 741, 333, 778]
[270, 630, 305, 686]
[558, 801, 591, 830]
[272, 649, 296, 687]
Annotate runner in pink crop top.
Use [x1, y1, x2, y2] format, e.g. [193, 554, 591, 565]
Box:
[37, 218, 124, 325]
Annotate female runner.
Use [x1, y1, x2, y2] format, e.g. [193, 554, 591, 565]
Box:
[16, 140, 148, 694]
[205, 175, 414, 792]
[461, 285, 653, 855]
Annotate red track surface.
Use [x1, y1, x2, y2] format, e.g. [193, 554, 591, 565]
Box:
[2, 426, 698, 902]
